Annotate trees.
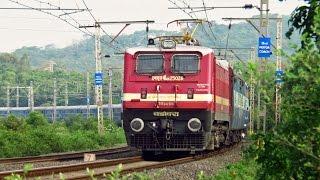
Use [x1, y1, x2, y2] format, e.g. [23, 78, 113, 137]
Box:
[250, 1, 320, 179]
[284, 0, 320, 48]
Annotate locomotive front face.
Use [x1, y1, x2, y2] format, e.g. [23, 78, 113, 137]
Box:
[122, 45, 214, 151]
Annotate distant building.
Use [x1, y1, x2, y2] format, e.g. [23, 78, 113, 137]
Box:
[39, 61, 56, 72]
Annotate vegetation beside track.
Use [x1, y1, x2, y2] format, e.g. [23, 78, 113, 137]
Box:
[0, 111, 126, 158]
[213, 1, 320, 179]
[198, 1, 320, 179]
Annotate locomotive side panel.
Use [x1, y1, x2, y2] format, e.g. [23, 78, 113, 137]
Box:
[214, 61, 230, 122]
[230, 76, 250, 130]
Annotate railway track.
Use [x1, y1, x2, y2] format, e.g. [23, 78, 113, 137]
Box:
[0, 145, 131, 165]
[0, 144, 239, 179]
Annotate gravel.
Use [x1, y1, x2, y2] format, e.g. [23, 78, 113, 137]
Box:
[144, 143, 247, 180]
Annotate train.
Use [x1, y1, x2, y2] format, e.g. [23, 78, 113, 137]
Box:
[122, 36, 249, 155]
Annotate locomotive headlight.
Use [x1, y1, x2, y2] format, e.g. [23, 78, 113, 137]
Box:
[161, 39, 176, 49]
[130, 118, 144, 132]
[187, 118, 201, 132]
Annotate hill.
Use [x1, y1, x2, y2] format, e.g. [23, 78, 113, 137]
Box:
[12, 14, 299, 71]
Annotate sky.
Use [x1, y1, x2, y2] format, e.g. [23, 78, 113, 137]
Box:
[0, 0, 306, 52]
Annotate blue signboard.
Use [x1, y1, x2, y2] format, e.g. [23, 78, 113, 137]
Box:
[275, 69, 284, 84]
[95, 72, 103, 86]
[258, 37, 271, 58]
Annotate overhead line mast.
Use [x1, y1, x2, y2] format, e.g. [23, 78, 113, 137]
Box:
[275, 15, 283, 125]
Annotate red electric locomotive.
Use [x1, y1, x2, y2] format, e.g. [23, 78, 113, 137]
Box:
[122, 36, 249, 155]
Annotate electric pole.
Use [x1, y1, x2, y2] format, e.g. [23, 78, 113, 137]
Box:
[95, 24, 104, 135]
[29, 81, 34, 111]
[259, 0, 269, 134]
[6, 86, 10, 115]
[86, 71, 90, 119]
[275, 15, 283, 125]
[16, 86, 19, 107]
[79, 23, 104, 135]
[249, 47, 256, 134]
[53, 78, 57, 123]
[65, 82, 69, 106]
[108, 68, 113, 121]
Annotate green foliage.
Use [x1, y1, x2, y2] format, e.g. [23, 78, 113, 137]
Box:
[100, 164, 160, 180]
[0, 113, 126, 158]
[248, 3, 320, 179]
[26, 111, 48, 127]
[87, 168, 97, 180]
[194, 159, 258, 180]
[2, 114, 26, 130]
[211, 159, 258, 180]
[107, 164, 123, 180]
[4, 174, 23, 180]
[285, 0, 320, 45]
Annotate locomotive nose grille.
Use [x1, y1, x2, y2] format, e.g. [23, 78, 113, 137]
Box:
[130, 133, 205, 150]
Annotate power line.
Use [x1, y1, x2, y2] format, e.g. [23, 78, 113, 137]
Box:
[7, 0, 123, 52]
[201, 0, 217, 41]
[201, 0, 209, 22]
[168, 0, 195, 18]
[0, 7, 87, 11]
[0, 15, 91, 22]
[0, 27, 80, 33]
[8, 0, 94, 37]
[29, 0, 94, 36]
[81, 0, 125, 52]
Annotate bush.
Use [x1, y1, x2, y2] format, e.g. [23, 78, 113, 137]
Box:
[0, 113, 126, 158]
[2, 114, 26, 131]
[26, 111, 48, 127]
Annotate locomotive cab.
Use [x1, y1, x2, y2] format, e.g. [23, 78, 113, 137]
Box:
[122, 39, 214, 153]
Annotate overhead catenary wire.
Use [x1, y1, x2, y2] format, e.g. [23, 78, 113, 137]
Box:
[31, 0, 94, 38]
[7, 0, 123, 52]
[168, 0, 195, 18]
[0, 27, 80, 33]
[81, 0, 125, 52]
[7, 0, 94, 39]
[201, 0, 217, 41]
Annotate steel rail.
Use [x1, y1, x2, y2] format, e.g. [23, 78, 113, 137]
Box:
[0, 143, 239, 179]
[0, 145, 130, 165]
[68, 144, 239, 180]
[0, 156, 142, 179]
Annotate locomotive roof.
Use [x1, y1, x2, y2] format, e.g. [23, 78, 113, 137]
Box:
[126, 45, 213, 56]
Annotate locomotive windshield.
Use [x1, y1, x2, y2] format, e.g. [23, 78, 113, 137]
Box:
[172, 54, 199, 74]
[136, 54, 164, 74]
